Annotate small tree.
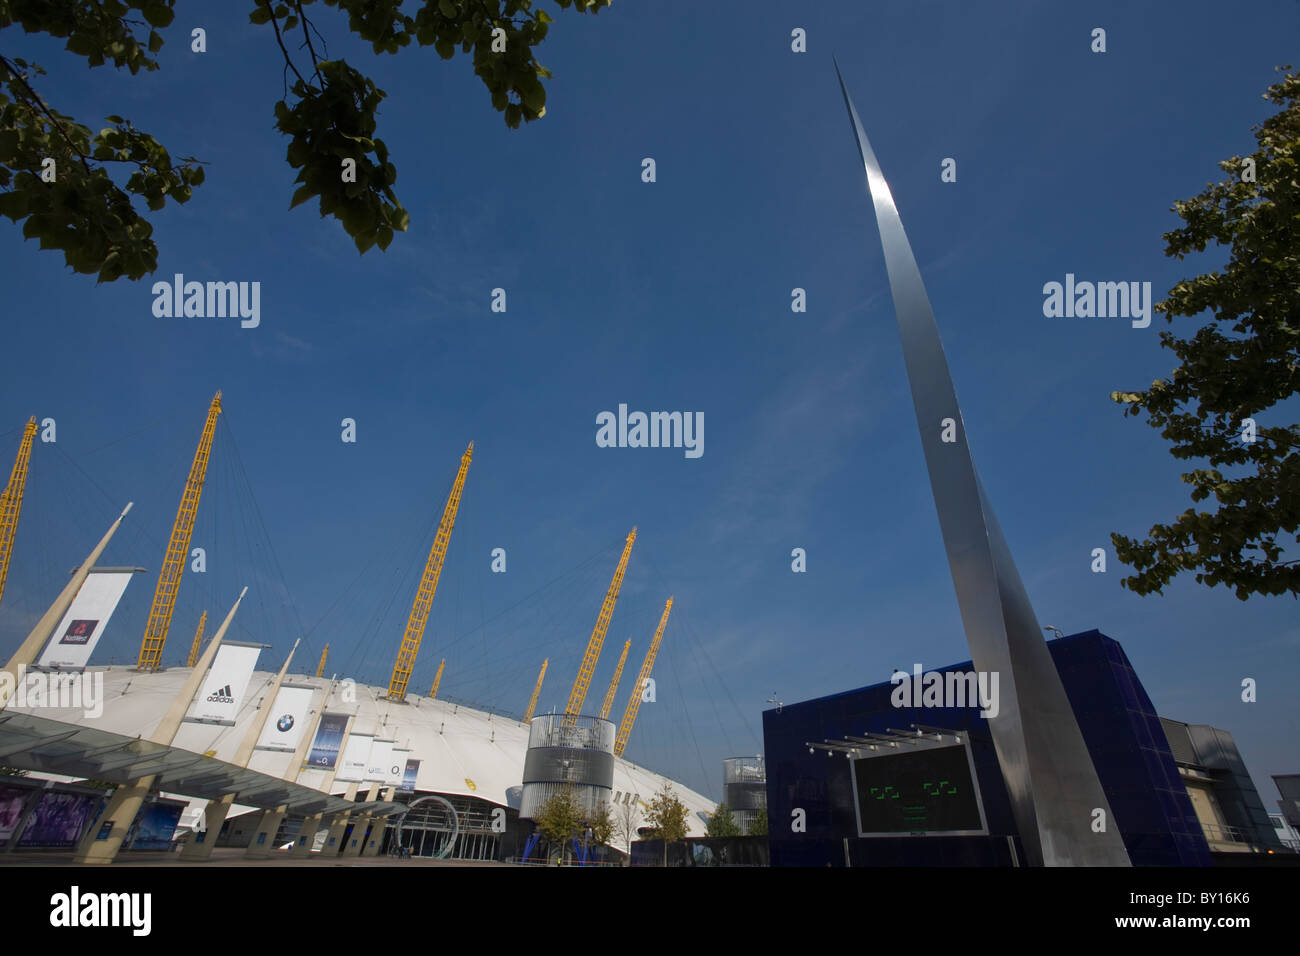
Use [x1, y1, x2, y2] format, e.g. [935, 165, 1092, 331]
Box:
[533, 787, 581, 864]
[587, 799, 613, 850]
[705, 802, 740, 838]
[613, 799, 641, 861]
[644, 782, 690, 867]
[747, 807, 768, 837]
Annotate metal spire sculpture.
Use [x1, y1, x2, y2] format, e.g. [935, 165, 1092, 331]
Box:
[834, 60, 1130, 866]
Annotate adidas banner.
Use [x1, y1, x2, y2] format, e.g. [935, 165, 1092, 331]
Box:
[36, 569, 135, 670]
[364, 739, 393, 783]
[335, 733, 373, 783]
[255, 685, 316, 752]
[185, 642, 261, 725]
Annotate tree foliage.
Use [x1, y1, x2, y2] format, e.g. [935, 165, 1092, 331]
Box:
[1111, 67, 1299, 600]
[747, 806, 767, 836]
[705, 801, 740, 838]
[0, 0, 609, 276]
[587, 797, 613, 848]
[533, 786, 581, 862]
[643, 781, 689, 865]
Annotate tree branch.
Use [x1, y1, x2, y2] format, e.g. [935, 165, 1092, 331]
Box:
[295, 2, 323, 86]
[261, 0, 309, 92]
[0, 55, 92, 174]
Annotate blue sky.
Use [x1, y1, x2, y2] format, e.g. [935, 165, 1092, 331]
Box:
[1, 0, 1296, 805]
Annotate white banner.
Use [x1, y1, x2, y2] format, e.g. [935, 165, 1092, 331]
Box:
[335, 733, 373, 783]
[386, 749, 410, 787]
[36, 569, 135, 670]
[255, 685, 316, 752]
[364, 739, 394, 783]
[185, 643, 261, 725]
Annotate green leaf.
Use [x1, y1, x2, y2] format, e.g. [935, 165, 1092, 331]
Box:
[142, 2, 176, 28]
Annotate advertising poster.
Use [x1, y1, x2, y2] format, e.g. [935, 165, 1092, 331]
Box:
[18, 792, 99, 848]
[400, 759, 420, 794]
[386, 750, 410, 787]
[305, 713, 348, 770]
[364, 739, 393, 783]
[0, 784, 28, 844]
[255, 685, 315, 752]
[36, 569, 135, 670]
[126, 801, 186, 851]
[335, 733, 373, 783]
[185, 643, 261, 725]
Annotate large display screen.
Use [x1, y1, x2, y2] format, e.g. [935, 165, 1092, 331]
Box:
[851, 743, 985, 835]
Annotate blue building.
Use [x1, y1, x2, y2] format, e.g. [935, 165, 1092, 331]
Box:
[763, 630, 1212, 866]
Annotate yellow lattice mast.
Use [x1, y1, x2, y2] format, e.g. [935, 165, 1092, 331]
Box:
[0, 417, 37, 608]
[185, 611, 207, 667]
[316, 643, 329, 677]
[387, 441, 472, 701]
[614, 596, 672, 757]
[524, 659, 547, 723]
[565, 527, 636, 721]
[428, 659, 446, 698]
[137, 392, 222, 670]
[598, 640, 631, 720]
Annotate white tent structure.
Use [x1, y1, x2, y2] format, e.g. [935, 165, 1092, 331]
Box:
[10, 664, 716, 855]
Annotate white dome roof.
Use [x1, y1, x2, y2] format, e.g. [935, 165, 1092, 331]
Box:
[20, 665, 717, 836]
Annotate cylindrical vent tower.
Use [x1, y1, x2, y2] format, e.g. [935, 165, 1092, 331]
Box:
[519, 714, 615, 819]
[723, 755, 767, 832]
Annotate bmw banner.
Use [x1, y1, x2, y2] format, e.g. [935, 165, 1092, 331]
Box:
[254, 684, 316, 752]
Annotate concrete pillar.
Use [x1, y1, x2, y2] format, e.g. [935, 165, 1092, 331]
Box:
[324, 813, 354, 856]
[244, 805, 288, 860]
[321, 781, 359, 856]
[292, 812, 324, 857]
[178, 793, 236, 861]
[73, 775, 155, 865]
[360, 787, 393, 857]
[341, 784, 380, 858]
